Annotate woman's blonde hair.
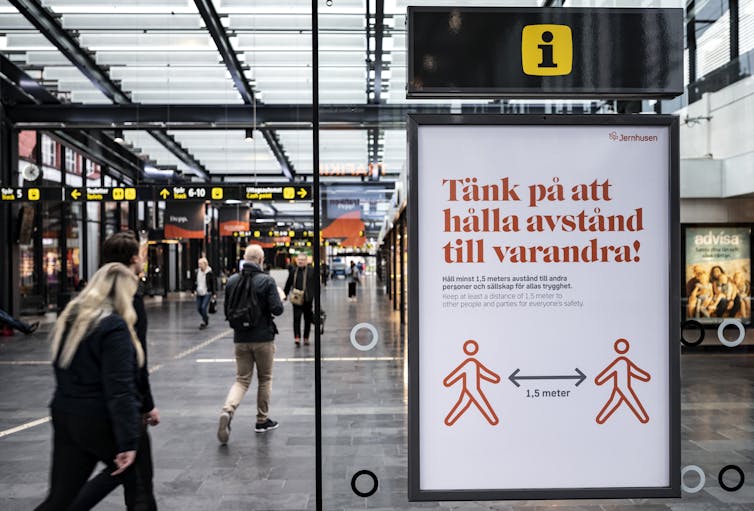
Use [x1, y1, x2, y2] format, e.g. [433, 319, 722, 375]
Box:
[51, 263, 144, 369]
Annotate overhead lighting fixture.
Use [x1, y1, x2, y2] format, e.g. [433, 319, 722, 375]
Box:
[245, 128, 254, 142]
[114, 129, 124, 144]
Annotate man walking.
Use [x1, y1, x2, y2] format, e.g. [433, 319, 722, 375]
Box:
[218, 244, 284, 444]
[283, 253, 317, 346]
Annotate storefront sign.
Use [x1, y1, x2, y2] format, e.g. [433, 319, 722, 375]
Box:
[164, 202, 205, 239]
[407, 7, 683, 99]
[219, 206, 250, 237]
[408, 115, 680, 500]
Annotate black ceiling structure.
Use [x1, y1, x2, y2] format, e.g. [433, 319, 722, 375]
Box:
[194, 0, 297, 181]
[4, 103, 524, 129]
[7, 0, 210, 181]
[0, 53, 144, 181]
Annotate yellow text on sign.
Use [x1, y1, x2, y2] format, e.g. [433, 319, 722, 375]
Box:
[521, 24, 572, 76]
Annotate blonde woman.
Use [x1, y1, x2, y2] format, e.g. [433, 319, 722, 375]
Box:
[35, 263, 144, 511]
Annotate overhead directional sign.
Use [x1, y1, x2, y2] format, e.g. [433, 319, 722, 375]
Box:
[0, 184, 312, 202]
[241, 185, 309, 201]
[1, 187, 64, 201]
[66, 187, 148, 202]
[233, 229, 315, 238]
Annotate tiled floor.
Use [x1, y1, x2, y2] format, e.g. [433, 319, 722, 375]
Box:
[1, 276, 753, 510]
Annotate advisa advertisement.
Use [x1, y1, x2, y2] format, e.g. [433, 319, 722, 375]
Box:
[684, 226, 751, 325]
[409, 116, 679, 500]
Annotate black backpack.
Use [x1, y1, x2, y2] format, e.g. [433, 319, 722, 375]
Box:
[225, 271, 263, 330]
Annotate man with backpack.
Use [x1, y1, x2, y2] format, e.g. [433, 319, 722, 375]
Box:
[217, 244, 284, 444]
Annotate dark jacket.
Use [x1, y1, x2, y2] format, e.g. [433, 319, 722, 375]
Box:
[133, 290, 155, 414]
[224, 262, 284, 343]
[283, 264, 318, 303]
[192, 269, 217, 295]
[51, 314, 141, 452]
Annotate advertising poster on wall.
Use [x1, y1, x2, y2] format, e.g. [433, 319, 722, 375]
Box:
[218, 206, 250, 237]
[164, 202, 205, 239]
[683, 226, 751, 325]
[408, 116, 679, 500]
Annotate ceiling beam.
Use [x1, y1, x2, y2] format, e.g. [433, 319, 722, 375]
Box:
[8, 0, 210, 181]
[372, 0, 385, 105]
[4, 103, 522, 129]
[194, 0, 295, 181]
[5, 102, 600, 129]
[0, 54, 144, 179]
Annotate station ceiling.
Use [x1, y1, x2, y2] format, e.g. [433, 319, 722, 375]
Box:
[1, 0, 497, 182]
[0, 0, 635, 235]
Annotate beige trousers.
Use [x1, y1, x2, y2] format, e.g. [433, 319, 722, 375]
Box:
[222, 341, 275, 423]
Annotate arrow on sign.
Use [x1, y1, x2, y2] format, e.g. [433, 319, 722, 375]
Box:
[508, 368, 586, 388]
[297, 188, 308, 198]
[70, 189, 82, 200]
[159, 188, 170, 199]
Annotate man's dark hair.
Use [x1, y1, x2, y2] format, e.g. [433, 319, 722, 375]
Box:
[102, 231, 140, 266]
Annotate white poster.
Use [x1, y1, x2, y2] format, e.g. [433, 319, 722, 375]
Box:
[416, 123, 672, 492]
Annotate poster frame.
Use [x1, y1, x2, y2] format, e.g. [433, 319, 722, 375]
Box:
[680, 223, 753, 328]
[407, 114, 680, 501]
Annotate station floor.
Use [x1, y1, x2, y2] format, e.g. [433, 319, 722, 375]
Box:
[1, 276, 753, 510]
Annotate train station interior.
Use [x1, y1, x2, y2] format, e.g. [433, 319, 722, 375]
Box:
[1, 0, 754, 509]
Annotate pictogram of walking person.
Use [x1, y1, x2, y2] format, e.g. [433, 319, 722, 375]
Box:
[595, 338, 651, 424]
[443, 340, 501, 426]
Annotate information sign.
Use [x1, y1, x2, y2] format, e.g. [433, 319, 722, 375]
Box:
[407, 7, 683, 99]
[408, 115, 680, 500]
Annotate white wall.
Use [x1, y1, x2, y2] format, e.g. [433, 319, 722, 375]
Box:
[678, 74, 754, 198]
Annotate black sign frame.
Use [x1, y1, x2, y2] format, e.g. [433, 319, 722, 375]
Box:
[407, 114, 681, 501]
[407, 7, 684, 100]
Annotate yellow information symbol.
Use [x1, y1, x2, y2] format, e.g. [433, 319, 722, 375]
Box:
[254, 231, 260, 238]
[283, 187, 295, 200]
[211, 187, 223, 200]
[112, 188, 125, 200]
[521, 24, 572, 76]
[28, 188, 40, 201]
[125, 188, 136, 200]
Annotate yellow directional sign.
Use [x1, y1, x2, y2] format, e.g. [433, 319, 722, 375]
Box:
[297, 188, 308, 199]
[283, 187, 295, 200]
[69, 189, 82, 200]
[1, 188, 20, 201]
[159, 188, 170, 199]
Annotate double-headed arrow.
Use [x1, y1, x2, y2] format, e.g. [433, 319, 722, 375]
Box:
[508, 368, 586, 387]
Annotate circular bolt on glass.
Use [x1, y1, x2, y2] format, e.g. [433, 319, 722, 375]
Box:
[351, 470, 378, 498]
[681, 465, 706, 494]
[719, 465, 745, 492]
[717, 319, 745, 348]
[350, 323, 379, 351]
[680, 319, 705, 347]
